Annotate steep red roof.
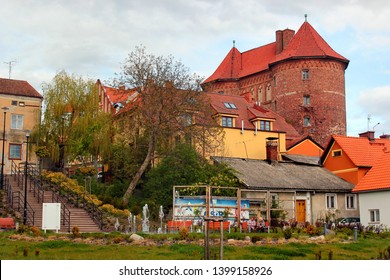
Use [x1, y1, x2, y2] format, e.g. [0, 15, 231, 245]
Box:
[207, 92, 300, 139]
[272, 21, 349, 64]
[0, 78, 42, 99]
[203, 20, 348, 84]
[353, 152, 390, 193]
[331, 135, 390, 167]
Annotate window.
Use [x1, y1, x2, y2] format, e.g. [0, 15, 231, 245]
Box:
[303, 95, 310, 106]
[222, 116, 233, 127]
[332, 150, 342, 157]
[260, 120, 271, 131]
[19, 101, 25, 107]
[302, 69, 310, 80]
[9, 144, 21, 160]
[346, 194, 356, 209]
[257, 86, 263, 102]
[303, 116, 311, 127]
[369, 209, 380, 223]
[11, 114, 23, 130]
[11, 100, 17, 106]
[326, 193, 337, 209]
[223, 102, 237, 109]
[182, 113, 192, 126]
[266, 83, 271, 101]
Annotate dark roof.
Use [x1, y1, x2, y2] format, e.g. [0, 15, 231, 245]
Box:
[213, 156, 354, 192]
[282, 154, 321, 166]
[0, 78, 42, 99]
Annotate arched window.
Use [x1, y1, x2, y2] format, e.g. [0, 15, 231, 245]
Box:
[303, 116, 311, 127]
[266, 83, 271, 101]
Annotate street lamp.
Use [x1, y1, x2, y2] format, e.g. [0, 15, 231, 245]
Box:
[23, 131, 30, 225]
[1, 107, 9, 190]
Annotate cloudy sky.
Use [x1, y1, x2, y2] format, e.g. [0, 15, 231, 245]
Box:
[1, 0, 390, 137]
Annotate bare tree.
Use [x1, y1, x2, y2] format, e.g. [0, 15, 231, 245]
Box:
[116, 46, 223, 205]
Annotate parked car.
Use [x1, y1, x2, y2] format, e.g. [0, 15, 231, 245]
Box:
[337, 217, 360, 226]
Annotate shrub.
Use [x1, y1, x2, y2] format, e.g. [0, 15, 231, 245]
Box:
[251, 235, 262, 243]
[72, 226, 81, 238]
[178, 227, 189, 240]
[283, 227, 293, 239]
[29, 226, 41, 237]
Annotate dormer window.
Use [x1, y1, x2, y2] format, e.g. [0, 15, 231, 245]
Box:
[222, 116, 233, 127]
[224, 102, 237, 109]
[260, 120, 271, 131]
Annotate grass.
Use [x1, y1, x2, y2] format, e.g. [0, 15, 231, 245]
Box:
[1, 230, 389, 260]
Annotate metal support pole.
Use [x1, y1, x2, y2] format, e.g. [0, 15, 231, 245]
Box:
[23, 132, 30, 225]
[1, 109, 7, 189]
[220, 220, 223, 260]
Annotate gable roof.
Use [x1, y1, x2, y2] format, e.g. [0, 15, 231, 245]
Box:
[322, 135, 390, 167]
[203, 21, 348, 85]
[353, 152, 390, 193]
[213, 156, 353, 192]
[207, 92, 300, 139]
[0, 78, 42, 99]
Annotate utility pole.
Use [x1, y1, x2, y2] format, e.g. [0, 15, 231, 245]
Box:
[3, 60, 17, 79]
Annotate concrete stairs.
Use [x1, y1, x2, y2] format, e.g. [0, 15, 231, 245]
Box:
[7, 175, 101, 233]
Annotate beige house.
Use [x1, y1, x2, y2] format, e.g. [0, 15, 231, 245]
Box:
[0, 78, 43, 174]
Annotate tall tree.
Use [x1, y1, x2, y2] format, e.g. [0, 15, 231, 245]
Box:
[116, 46, 223, 205]
[38, 70, 112, 172]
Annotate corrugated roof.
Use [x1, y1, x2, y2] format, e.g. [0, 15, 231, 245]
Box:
[213, 156, 354, 192]
[353, 152, 390, 193]
[0, 78, 42, 99]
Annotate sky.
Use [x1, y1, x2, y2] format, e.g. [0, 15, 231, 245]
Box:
[1, 0, 390, 137]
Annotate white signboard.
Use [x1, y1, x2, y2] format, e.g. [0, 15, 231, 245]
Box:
[42, 203, 61, 233]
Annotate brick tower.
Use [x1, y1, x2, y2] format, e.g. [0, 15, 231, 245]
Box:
[202, 19, 349, 147]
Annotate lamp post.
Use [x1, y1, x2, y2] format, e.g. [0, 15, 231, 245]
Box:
[1, 107, 9, 190]
[23, 131, 30, 225]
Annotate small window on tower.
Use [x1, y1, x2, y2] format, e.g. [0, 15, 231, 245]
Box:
[303, 116, 311, 127]
[303, 95, 311, 106]
[302, 69, 310, 80]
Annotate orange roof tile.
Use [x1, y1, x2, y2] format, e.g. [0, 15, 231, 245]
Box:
[332, 135, 390, 167]
[207, 92, 300, 139]
[353, 152, 390, 192]
[0, 78, 42, 99]
[203, 21, 348, 85]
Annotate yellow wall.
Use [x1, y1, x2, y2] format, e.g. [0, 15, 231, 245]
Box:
[210, 127, 286, 160]
[0, 94, 42, 174]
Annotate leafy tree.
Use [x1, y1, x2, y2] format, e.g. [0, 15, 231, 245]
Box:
[115, 46, 223, 204]
[139, 143, 238, 217]
[37, 70, 112, 172]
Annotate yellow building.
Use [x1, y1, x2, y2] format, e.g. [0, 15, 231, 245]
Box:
[0, 78, 43, 174]
[207, 92, 300, 160]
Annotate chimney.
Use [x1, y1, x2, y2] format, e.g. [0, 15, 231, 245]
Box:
[359, 131, 375, 141]
[266, 137, 279, 163]
[380, 134, 390, 139]
[275, 29, 295, 55]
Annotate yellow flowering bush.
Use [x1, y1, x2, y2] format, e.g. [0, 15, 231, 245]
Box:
[42, 171, 129, 218]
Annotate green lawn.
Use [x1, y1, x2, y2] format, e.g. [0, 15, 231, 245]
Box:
[1, 230, 389, 260]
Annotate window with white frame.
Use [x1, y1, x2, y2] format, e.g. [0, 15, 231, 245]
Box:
[369, 209, 380, 223]
[260, 120, 271, 131]
[326, 193, 337, 209]
[346, 194, 356, 209]
[11, 114, 23, 130]
[302, 69, 310, 80]
[9, 144, 21, 160]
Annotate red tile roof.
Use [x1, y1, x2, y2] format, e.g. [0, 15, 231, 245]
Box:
[0, 78, 42, 99]
[203, 21, 348, 84]
[353, 152, 390, 192]
[331, 135, 390, 167]
[207, 92, 300, 139]
[272, 21, 349, 64]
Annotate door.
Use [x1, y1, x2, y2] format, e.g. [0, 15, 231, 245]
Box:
[296, 200, 306, 223]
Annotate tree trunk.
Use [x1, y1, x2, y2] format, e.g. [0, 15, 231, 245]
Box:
[122, 134, 155, 205]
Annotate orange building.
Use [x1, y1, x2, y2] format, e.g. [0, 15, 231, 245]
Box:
[287, 136, 323, 157]
[321, 132, 390, 185]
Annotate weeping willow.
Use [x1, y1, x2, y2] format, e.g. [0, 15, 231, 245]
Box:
[37, 70, 113, 171]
